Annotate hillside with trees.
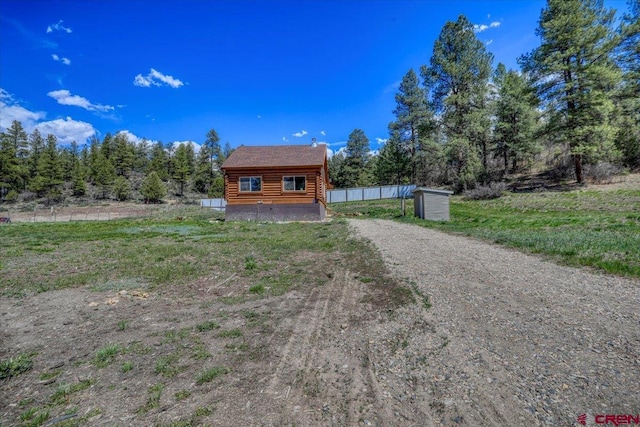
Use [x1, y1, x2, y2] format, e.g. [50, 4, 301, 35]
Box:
[0, 123, 230, 204]
[1, 0, 638, 205]
[337, 0, 639, 192]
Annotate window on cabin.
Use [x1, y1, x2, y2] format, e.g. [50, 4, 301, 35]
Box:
[283, 176, 306, 192]
[239, 176, 262, 192]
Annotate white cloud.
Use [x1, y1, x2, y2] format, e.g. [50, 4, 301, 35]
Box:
[116, 130, 167, 148]
[116, 130, 144, 144]
[0, 88, 46, 131]
[320, 130, 326, 136]
[170, 140, 201, 153]
[384, 80, 401, 94]
[47, 20, 72, 34]
[52, 54, 71, 65]
[486, 39, 494, 46]
[282, 136, 289, 143]
[331, 146, 348, 158]
[474, 21, 501, 33]
[134, 68, 184, 88]
[47, 89, 114, 112]
[134, 74, 152, 87]
[35, 117, 95, 144]
[292, 130, 308, 137]
[375, 137, 388, 145]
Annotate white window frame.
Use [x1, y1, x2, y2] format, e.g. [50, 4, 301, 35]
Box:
[283, 176, 306, 192]
[239, 176, 262, 192]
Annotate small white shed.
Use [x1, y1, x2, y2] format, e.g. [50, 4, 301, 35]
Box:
[412, 188, 454, 221]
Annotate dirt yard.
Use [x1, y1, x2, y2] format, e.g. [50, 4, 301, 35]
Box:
[1, 219, 639, 426]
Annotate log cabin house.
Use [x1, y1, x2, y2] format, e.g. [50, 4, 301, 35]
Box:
[221, 144, 330, 221]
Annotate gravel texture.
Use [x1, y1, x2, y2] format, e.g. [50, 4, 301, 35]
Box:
[348, 219, 640, 426]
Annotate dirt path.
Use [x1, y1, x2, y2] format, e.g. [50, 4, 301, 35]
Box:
[348, 219, 640, 426]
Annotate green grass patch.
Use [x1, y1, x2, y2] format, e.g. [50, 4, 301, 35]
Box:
[195, 320, 220, 332]
[137, 383, 164, 414]
[196, 366, 229, 384]
[93, 343, 121, 368]
[0, 352, 34, 380]
[174, 389, 191, 401]
[117, 320, 128, 331]
[0, 209, 373, 297]
[155, 354, 185, 378]
[219, 328, 243, 338]
[330, 187, 640, 277]
[19, 406, 50, 426]
[248, 284, 265, 295]
[50, 379, 94, 405]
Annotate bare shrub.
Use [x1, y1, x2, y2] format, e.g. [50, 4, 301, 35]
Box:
[464, 182, 507, 200]
[584, 162, 623, 184]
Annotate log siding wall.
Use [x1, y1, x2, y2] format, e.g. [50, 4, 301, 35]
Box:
[224, 167, 327, 206]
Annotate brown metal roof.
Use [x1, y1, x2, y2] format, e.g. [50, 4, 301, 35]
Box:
[221, 144, 327, 169]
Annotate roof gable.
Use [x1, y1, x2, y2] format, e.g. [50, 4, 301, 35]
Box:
[221, 145, 327, 169]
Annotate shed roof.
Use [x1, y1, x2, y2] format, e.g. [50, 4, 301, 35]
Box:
[412, 187, 454, 195]
[221, 145, 327, 169]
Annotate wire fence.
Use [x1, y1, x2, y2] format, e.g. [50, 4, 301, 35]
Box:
[3, 207, 156, 223]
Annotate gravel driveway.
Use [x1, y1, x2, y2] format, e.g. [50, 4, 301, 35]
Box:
[348, 219, 640, 426]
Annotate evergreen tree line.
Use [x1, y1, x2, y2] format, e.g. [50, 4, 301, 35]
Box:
[330, 0, 639, 192]
[1, 0, 638, 200]
[0, 123, 232, 203]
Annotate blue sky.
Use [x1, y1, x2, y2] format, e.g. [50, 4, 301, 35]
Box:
[0, 0, 623, 154]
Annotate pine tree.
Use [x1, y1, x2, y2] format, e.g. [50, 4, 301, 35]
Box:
[147, 142, 169, 180]
[184, 142, 196, 176]
[172, 143, 191, 196]
[112, 133, 135, 177]
[389, 69, 434, 183]
[93, 152, 116, 199]
[28, 128, 45, 180]
[493, 63, 541, 174]
[327, 152, 346, 188]
[1, 120, 29, 190]
[520, 0, 622, 183]
[101, 133, 114, 161]
[204, 128, 222, 176]
[88, 136, 101, 183]
[134, 139, 151, 173]
[71, 158, 87, 197]
[375, 131, 411, 185]
[0, 134, 19, 196]
[613, 0, 640, 169]
[140, 171, 167, 203]
[113, 176, 132, 201]
[192, 147, 212, 194]
[423, 15, 494, 189]
[337, 129, 371, 187]
[29, 134, 63, 199]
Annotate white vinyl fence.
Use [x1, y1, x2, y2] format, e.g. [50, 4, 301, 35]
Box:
[200, 198, 227, 210]
[327, 184, 416, 203]
[201, 185, 415, 209]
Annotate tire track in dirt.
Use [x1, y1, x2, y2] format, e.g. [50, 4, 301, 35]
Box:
[254, 269, 396, 426]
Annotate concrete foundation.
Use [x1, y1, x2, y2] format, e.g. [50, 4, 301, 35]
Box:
[225, 203, 326, 222]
